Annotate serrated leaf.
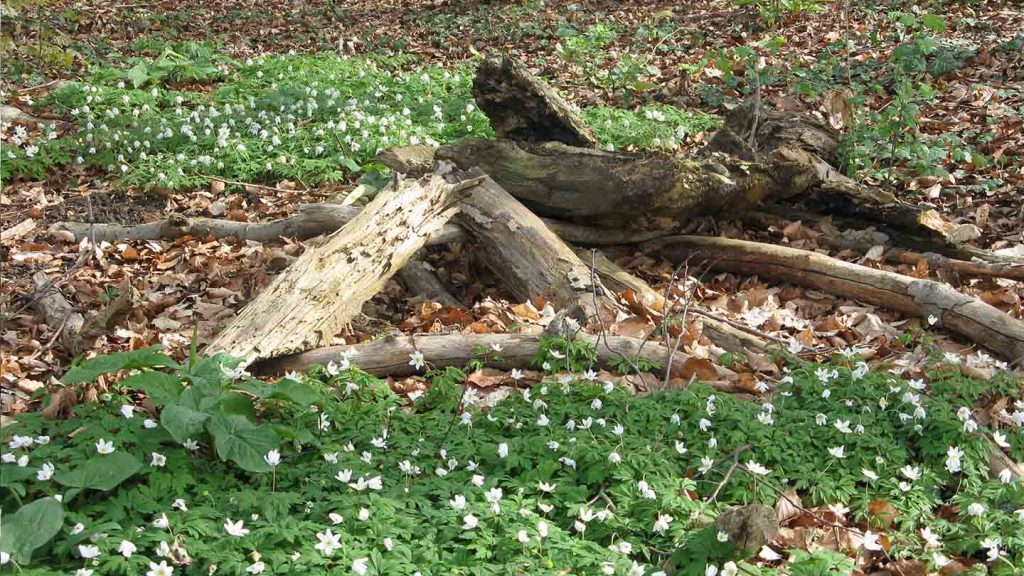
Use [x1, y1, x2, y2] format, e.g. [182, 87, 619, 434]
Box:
[207, 412, 278, 473]
[161, 404, 209, 444]
[54, 453, 142, 491]
[0, 497, 65, 564]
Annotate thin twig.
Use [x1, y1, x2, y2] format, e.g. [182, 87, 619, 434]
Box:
[707, 444, 750, 503]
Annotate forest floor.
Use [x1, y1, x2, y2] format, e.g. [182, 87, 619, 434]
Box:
[1, 0, 1023, 574]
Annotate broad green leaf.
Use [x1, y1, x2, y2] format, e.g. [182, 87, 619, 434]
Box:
[161, 404, 208, 444]
[183, 356, 226, 399]
[215, 392, 256, 420]
[0, 497, 65, 564]
[207, 412, 278, 473]
[0, 464, 36, 486]
[61, 346, 178, 384]
[235, 378, 318, 406]
[54, 452, 142, 491]
[120, 371, 183, 406]
[127, 61, 149, 88]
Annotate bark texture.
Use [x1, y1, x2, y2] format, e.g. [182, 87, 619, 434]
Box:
[205, 175, 481, 366]
[647, 235, 1024, 363]
[253, 332, 734, 381]
[472, 57, 599, 147]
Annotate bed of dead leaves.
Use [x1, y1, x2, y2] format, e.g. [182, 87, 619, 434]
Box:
[2, 1, 1022, 431]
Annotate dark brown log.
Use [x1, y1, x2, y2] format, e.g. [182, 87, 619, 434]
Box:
[472, 57, 599, 147]
[397, 259, 463, 308]
[205, 175, 482, 366]
[253, 332, 735, 382]
[455, 171, 618, 319]
[646, 235, 1024, 363]
[437, 139, 779, 225]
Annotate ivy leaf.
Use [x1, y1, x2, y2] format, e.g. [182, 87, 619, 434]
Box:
[161, 404, 209, 444]
[207, 412, 279, 473]
[0, 497, 65, 564]
[120, 371, 183, 406]
[54, 453, 142, 491]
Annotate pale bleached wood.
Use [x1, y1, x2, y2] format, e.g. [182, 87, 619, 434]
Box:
[253, 332, 735, 382]
[647, 235, 1024, 363]
[204, 175, 481, 366]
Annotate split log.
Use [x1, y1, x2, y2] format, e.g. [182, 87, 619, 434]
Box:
[581, 249, 770, 354]
[31, 273, 136, 355]
[252, 332, 735, 382]
[454, 171, 618, 319]
[397, 259, 463, 308]
[646, 235, 1024, 363]
[471, 57, 599, 148]
[204, 174, 481, 366]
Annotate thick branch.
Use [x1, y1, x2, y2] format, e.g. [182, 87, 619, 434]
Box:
[646, 235, 1024, 363]
[253, 332, 735, 382]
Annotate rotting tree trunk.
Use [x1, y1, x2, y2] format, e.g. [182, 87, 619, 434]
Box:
[472, 57, 599, 148]
[454, 170, 619, 321]
[397, 259, 463, 309]
[252, 332, 735, 382]
[205, 174, 482, 366]
[646, 235, 1024, 364]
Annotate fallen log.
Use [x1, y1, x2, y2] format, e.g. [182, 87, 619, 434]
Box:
[252, 332, 735, 382]
[205, 174, 482, 366]
[455, 171, 618, 319]
[397, 259, 464, 309]
[49, 201, 669, 247]
[646, 235, 1024, 364]
[31, 273, 136, 355]
[471, 57, 599, 148]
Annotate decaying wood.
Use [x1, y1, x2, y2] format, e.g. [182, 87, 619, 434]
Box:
[377, 145, 437, 178]
[50, 199, 669, 247]
[253, 332, 735, 382]
[205, 174, 482, 366]
[472, 57, 599, 148]
[646, 235, 1024, 363]
[397, 259, 463, 308]
[581, 249, 770, 354]
[455, 171, 618, 319]
[31, 273, 136, 355]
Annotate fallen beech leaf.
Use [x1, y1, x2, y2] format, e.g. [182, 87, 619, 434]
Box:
[679, 357, 719, 382]
[866, 499, 898, 528]
[774, 489, 802, 524]
[122, 245, 140, 261]
[466, 368, 510, 388]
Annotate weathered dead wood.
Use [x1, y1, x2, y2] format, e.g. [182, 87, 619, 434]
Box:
[437, 139, 780, 225]
[397, 259, 463, 308]
[253, 332, 735, 382]
[48, 203, 364, 244]
[581, 249, 770, 354]
[646, 235, 1024, 363]
[455, 171, 618, 319]
[377, 145, 437, 178]
[205, 175, 481, 366]
[49, 200, 669, 247]
[31, 273, 136, 355]
[472, 57, 599, 148]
